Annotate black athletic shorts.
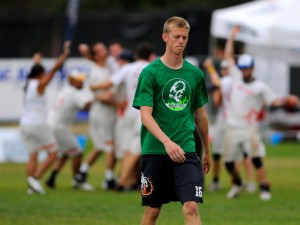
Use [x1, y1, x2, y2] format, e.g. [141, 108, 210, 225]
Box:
[140, 152, 204, 208]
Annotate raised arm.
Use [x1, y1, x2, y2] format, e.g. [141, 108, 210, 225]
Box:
[203, 57, 221, 87]
[194, 107, 211, 174]
[38, 41, 71, 94]
[140, 106, 186, 163]
[224, 25, 240, 69]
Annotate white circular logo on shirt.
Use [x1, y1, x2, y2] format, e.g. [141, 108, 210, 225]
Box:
[162, 78, 191, 111]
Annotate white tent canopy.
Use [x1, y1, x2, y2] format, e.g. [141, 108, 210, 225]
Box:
[210, 0, 300, 97]
[211, 0, 300, 49]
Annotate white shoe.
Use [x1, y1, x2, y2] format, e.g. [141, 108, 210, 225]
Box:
[260, 191, 272, 201]
[226, 185, 242, 199]
[72, 180, 95, 191]
[27, 187, 35, 195]
[27, 176, 45, 194]
[209, 182, 221, 192]
[245, 182, 256, 193]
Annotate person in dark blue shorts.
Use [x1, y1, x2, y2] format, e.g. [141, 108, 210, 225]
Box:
[133, 16, 211, 225]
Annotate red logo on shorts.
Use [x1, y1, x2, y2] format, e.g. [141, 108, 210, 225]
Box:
[141, 173, 153, 196]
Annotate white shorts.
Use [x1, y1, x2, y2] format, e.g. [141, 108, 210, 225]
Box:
[52, 126, 82, 158]
[117, 114, 142, 155]
[20, 123, 58, 153]
[89, 112, 116, 152]
[223, 126, 266, 162]
[114, 116, 128, 159]
[210, 122, 226, 155]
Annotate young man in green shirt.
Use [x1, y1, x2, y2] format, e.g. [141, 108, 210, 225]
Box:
[133, 16, 211, 225]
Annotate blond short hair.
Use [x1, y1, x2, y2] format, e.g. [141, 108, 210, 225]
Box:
[163, 16, 190, 34]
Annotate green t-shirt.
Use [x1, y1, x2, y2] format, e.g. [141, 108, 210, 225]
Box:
[133, 58, 208, 155]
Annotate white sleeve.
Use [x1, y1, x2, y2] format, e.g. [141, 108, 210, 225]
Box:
[261, 83, 278, 106]
[75, 88, 94, 109]
[110, 66, 127, 87]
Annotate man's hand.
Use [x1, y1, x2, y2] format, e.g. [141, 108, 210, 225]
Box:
[32, 52, 42, 64]
[231, 25, 241, 37]
[203, 57, 213, 69]
[163, 139, 186, 163]
[63, 40, 71, 55]
[202, 151, 211, 174]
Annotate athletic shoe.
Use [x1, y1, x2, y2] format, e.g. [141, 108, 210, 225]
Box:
[226, 185, 242, 199]
[260, 191, 272, 201]
[45, 178, 55, 189]
[27, 176, 45, 194]
[102, 179, 116, 190]
[72, 180, 95, 191]
[74, 172, 87, 183]
[209, 182, 221, 192]
[27, 187, 36, 195]
[245, 182, 256, 193]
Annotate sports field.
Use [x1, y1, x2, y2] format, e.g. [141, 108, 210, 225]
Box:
[0, 141, 299, 225]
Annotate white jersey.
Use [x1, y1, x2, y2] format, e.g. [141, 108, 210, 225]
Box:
[227, 66, 277, 128]
[20, 79, 47, 125]
[110, 60, 149, 118]
[47, 84, 93, 128]
[215, 75, 233, 124]
[106, 55, 120, 73]
[88, 63, 116, 118]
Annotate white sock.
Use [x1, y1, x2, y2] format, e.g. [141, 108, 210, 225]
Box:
[105, 170, 114, 180]
[79, 162, 89, 173]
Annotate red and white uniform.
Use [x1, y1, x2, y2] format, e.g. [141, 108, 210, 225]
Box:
[223, 66, 277, 162]
[110, 60, 150, 155]
[88, 63, 116, 152]
[211, 76, 233, 155]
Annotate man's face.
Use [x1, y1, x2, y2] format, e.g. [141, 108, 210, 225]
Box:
[240, 67, 254, 82]
[163, 27, 189, 55]
[92, 43, 107, 61]
[109, 43, 123, 58]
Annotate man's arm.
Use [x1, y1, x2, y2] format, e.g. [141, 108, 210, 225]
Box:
[271, 95, 299, 108]
[38, 41, 71, 94]
[194, 107, 211, 174]
[203, 57, 221, 88]
[203, 57, 223, 107]
[90, 80, 113, 91]
[224, 25, 240, 70]
[140, 106, 186, 163]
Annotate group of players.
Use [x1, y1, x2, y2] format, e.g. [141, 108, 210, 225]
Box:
[20, 24, 298, 202]
[20, 39, 156, 194]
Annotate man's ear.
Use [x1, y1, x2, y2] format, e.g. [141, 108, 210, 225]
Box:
[162, 33, 168, 43]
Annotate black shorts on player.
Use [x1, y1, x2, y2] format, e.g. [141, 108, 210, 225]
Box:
[140, 153, 204, 208]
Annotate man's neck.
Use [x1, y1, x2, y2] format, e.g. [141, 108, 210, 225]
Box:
[160, 53, 183, 70]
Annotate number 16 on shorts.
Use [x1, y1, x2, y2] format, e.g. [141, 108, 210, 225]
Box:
[195, 186, 203, 197]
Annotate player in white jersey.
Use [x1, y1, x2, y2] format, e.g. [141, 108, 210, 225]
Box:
[107, 40, 124, 73]
[204, 58, 255, 192]
[20, 41, 70, 194]
[89, 43, 156, 190]
[74, 42, 119, 190]
[45, 70, 94, 190]
[223, 26, 299, 200]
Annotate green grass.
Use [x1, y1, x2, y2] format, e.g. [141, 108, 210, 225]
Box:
[0, 142, 299, 225]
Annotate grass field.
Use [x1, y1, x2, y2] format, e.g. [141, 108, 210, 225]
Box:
[0, 141, 299, 225]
